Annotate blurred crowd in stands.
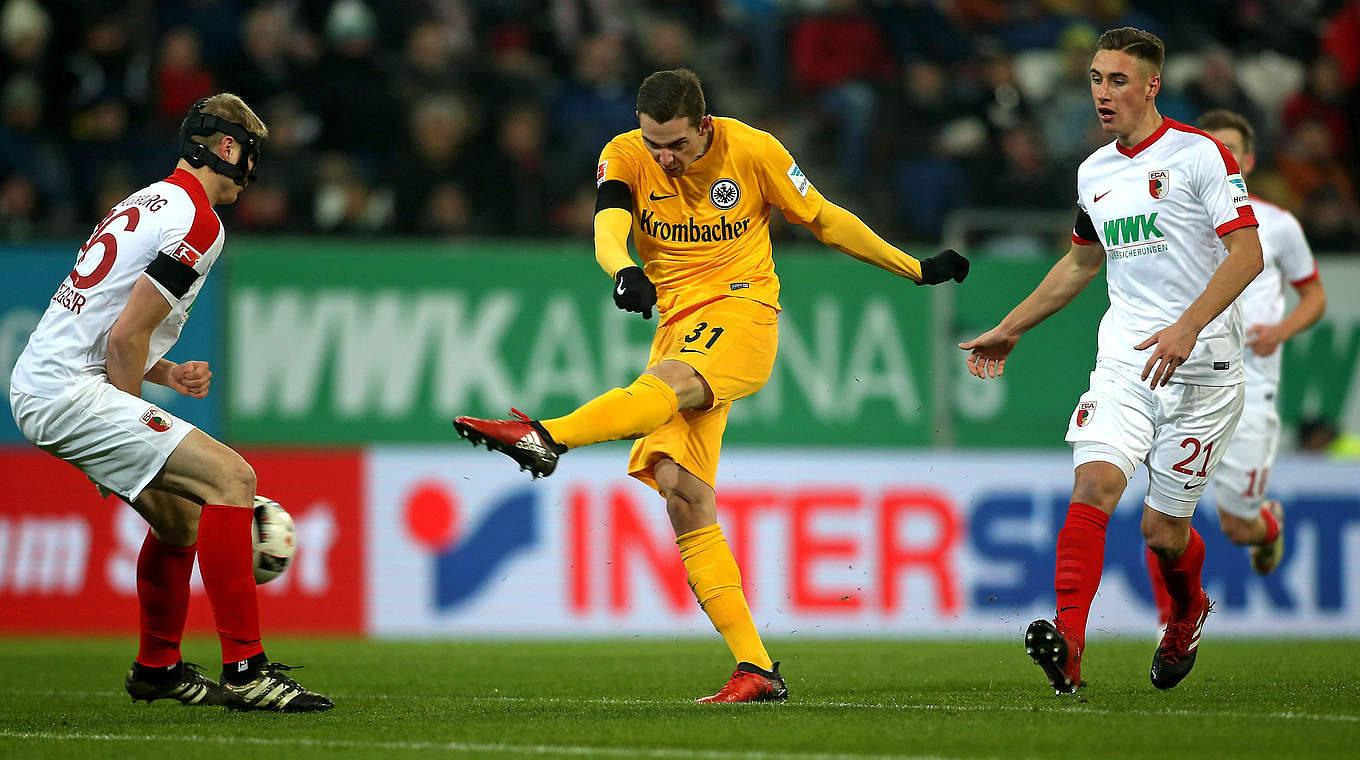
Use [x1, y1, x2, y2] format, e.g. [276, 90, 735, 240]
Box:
[2, 0, 1359, 250]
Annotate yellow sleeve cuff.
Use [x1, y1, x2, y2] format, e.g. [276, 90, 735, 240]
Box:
[594, 207, 635, 278]
[810, 202, 922, 282]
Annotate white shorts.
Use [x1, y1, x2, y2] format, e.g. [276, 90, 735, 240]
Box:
[1066, 361, 1244, 518]
[1210, 394, 1280, 519]
[9, 375, 195, 502]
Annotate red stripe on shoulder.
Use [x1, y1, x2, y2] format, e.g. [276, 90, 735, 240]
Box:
[163, 169, 221, 255]
[1166, 120, 1243, 174]
[1072, 231, 1099, 246]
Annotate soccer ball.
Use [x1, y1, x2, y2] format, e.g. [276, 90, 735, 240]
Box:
[251, 495, 296, 584]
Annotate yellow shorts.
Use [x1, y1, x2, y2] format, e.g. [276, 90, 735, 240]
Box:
[628, 297, 778, 492]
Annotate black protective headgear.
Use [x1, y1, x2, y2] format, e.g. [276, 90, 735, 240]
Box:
[178, 97, 262, 187]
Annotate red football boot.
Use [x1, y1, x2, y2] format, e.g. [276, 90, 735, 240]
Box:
[1151, 588, 1212, 690]
[452, 408, 565, 478]
[1025, 618, 1084, 694]
[695, 662, 788, 704]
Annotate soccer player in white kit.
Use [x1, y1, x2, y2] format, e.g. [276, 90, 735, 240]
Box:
[1144, 109, 1328, 621]
[959, 28, 1266, 694]
[8, 94, 331, 712]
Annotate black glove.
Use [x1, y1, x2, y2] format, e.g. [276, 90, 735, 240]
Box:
[613, 266, 657, 319]
[917, 249, 970, 285]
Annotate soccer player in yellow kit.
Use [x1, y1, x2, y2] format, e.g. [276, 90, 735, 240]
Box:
[454, 69, 969, 703]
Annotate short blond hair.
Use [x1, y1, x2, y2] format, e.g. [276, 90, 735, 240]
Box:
[192, 92, 268, 148]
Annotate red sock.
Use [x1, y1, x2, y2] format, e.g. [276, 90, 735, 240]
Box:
[1156, 527, 1205, 621]
[1145, 546, 1172, 626]
[1260, 505, 1281, 545]
[135, 532, 197, 668]
[197, 504, 264, 664]
[1054, 503, 1109, 648]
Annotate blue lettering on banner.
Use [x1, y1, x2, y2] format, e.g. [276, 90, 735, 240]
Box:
[969, 490, 1360, 613]
[434, 488, 538, 609]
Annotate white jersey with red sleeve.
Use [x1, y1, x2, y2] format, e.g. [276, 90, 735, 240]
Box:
[1071, 119, 1258, 386]
[10, 169, 225, 398]
[1237, 197, 1318, 396]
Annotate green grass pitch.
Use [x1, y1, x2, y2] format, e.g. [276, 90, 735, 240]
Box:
[2, 637, 1357, 759]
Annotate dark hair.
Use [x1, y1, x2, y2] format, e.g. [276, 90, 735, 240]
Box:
[1197, 109, 1256, 155]
[1095, 27, 1165, 75]
[636, 69, 706, 127]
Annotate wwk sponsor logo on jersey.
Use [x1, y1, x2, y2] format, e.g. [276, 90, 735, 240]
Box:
[1148, 170, 1170, 199]
[1102, 213, 1165, 248]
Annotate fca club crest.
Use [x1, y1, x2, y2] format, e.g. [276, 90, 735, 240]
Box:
[1076, 400, 1097, 427]
[1148, 169, 1170, 199]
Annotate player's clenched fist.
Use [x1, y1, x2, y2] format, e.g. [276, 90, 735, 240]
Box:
[613, 265, 657, 319]
[917, 249, 970, 285]
[169, 360, 212, 398]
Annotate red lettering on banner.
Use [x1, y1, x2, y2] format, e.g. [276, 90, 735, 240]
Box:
[717, 488, 779, 606]
[878, 489, 962, 613]
[790, 489, 862, 612]
[568, 487, 589, 612]
[607, 486, 690, 614]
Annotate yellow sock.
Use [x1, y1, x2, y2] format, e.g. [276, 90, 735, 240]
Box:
[540, 373, 678, 449]
[677, 524, 773, 671]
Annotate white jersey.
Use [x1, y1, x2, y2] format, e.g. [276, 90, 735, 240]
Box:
[1236, 197, 1317, 398]
[1072, 119, 1258, 386]
[10, 169, 225, 397]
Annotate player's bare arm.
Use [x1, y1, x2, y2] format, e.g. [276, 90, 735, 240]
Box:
[804, 201, 968, 284]
[144, 358, 213, 399]
[106, 274, 175, 396]
[1246, 276, 1326, 356]
[960, 241, 1104, 379]
[1136, 225, 1264, 387]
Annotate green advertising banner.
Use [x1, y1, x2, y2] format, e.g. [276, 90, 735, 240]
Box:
[224, 241, 1360, 449]
[224, 240, 937, 446]
[948, 260, 1109, 448]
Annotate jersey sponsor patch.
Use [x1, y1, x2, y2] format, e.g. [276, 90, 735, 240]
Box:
[1076, 400, 1096, 427]
[140, 407, 173, 433]
[171, 240, 203, 267]
[1226, 173, 1250, 207]
[710, 178, 741, 210]
[596, 160, 609, 187]
[787, 161, 810, 197]
[1148, 170, 1170, 199]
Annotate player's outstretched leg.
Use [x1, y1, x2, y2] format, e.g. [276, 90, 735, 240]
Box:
[125, 661, 242, 706]
[452, 408, 566, 478]
[452, 375, 679, 478]
[1025, 619, 1084, 694]
[1250, 500, 1285, 575]
[696, 662, 789, 704]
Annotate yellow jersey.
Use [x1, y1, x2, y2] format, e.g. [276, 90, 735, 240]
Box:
[596, 116, 825, 319]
